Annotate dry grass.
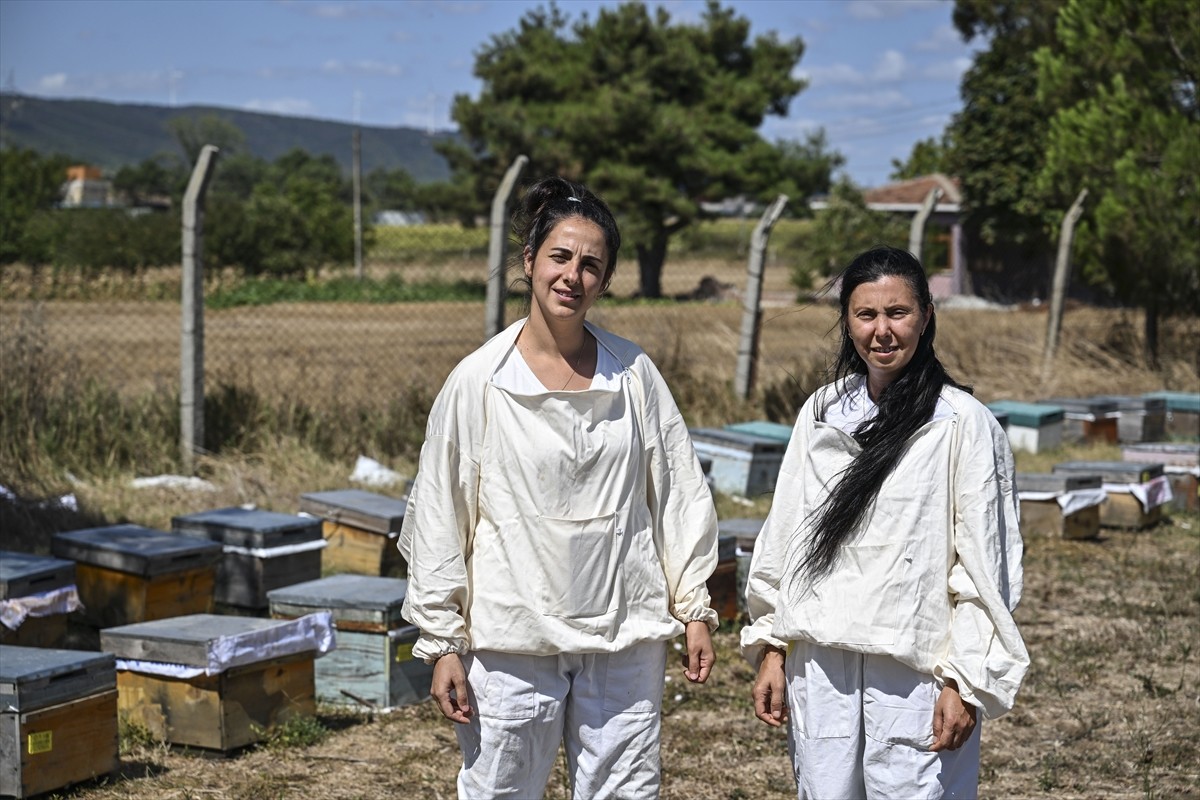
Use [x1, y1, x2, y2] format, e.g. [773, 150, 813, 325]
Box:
[37, 510, 1200, 799]
[4, 262, 1199, 800]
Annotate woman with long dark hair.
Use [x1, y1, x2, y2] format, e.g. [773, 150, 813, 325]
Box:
[741, 246, 1028, 798]
[400, 176, 718, 798]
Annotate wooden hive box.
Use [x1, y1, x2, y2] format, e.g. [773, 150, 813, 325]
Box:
[1037, 397, 1119, 444]
[717, 518, 765, 622]
[1052, 461, 1169, 530]
[1092, 395, 1167, 443]
[171, 507, 325, 610]
[1016, 473, 1104, 540]
[297, 489, 408, 577]
[0, 551, 80, 648]
[1143, 391, 1200, 440]
[689, 429, 786, 498]
[51, 525, 222, 628]
[987, 401, 1064, 453]
[1123, 442, 1200, 513]
[0, 645, 118, 798]
[100, 612, 333, 751]
[268, 574, 433, 710]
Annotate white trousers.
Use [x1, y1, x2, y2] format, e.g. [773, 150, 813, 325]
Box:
[455, 642, 667, 799]
[786, 642, 980, 800]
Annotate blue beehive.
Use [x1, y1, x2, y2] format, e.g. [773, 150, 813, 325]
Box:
[987, 401, 1065, 453]
[689, 428, 786, 498]
[268, 574, 432, 710]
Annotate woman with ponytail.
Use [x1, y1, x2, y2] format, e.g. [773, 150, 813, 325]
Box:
[741, 246, 1028, 798]
[400, 176, 718, 799]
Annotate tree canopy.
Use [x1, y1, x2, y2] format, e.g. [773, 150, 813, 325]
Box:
[1033, 0, 1199, 361]
[440, 0, 827, 297]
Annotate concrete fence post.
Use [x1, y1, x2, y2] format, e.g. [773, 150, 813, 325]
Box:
[735, 194, 788, 400]
[1043, 188, 1089, 371]
[485, 155, 529, 340]
[908, 186, 943, 264]
[180, 144, 220, 475]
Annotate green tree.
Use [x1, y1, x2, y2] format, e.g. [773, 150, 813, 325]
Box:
[0, 148, 72, 264]
[112, 153, 187, 206]
[1034, 0, 1199, 364]
[167, 113, 247, 165]
[890, 135, 952, 182]
[441, 0, 811, 297]
[791, 179, 910, 293]
[948, 0, 1064, 251]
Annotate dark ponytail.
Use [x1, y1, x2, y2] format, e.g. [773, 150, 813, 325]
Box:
[794, 246, 971, 581]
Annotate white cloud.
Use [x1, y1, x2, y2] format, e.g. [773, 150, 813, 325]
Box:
[243, 97, 317, 116]
[321, 59, 404, 78]
[814, 90, 913, 112]
[801, 63, 867, 87]
[33, 70, 176, 96]
[35, 73, 68, 91]
[921, 57, 972, 81]
[915, 24, 965, 52]
[847, 0, 943, 21]
[872, 50, 909, 82]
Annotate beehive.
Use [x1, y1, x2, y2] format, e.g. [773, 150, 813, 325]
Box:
[689, 429, 786, 498]
[1037, 397, 1118, 444]
[0, 551, 80, 648]
[172, 507, 325, 610]
[1092, 395, 1167, 443]
[718, 518, 765, 620]
[1143, 391, 1200, 440]
[1016, 473, 1104, 540]
[268, 574, 432, 710]
[51, 525, 221, 628]
[1052, 461, 1169, 529]
[987, 401, 1064, 453]
[1122, 442, 1199, 513]
[0, 645, 118, 798]
[298, 489, 408, 576]
[100, 612, 333, 751]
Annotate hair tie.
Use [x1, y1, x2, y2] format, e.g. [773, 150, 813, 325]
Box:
[567, 196, 582, 203]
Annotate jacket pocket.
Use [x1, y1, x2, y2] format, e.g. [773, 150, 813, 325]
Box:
[532, 512, 621, 619]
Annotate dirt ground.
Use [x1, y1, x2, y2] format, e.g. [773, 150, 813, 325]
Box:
[29, 516, 1199, 800]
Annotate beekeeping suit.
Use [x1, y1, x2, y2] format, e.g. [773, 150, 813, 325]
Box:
[400, 318, 718, 797]
[742, 378, 1029, 799]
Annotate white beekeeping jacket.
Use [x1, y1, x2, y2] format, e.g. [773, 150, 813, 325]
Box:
[400, 319, 718, 662]
[741, 377, 1029, 719]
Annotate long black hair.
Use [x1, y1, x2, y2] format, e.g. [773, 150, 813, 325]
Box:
[796, 245, 971, 580]
[511, 176, 621, 289]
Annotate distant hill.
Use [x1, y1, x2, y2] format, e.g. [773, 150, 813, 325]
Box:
[0, 93, 454, 182]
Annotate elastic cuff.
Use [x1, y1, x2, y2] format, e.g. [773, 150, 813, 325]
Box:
[676, 605, 719, 633]
[412, 635, 469, 665]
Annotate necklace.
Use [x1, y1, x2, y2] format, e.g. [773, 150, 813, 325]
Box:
[518, 337, 585, 391]
[559, 347, 582, 391]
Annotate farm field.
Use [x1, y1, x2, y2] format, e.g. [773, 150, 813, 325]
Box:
[2, 277, 1198, 800]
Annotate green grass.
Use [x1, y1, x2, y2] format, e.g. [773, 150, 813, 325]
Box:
[206, 273, 486, 308]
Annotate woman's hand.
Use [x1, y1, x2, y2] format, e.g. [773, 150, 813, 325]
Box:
[752, 646, 788, 727]
[682, 620, 715, 683]
[430, 653, 473, 724]
[931, 679, 977, 751]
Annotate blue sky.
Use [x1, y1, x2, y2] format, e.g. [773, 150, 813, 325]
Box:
[0, 0, 980, 187]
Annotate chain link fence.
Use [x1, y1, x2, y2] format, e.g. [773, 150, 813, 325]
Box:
[0, 202, 818, 466]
